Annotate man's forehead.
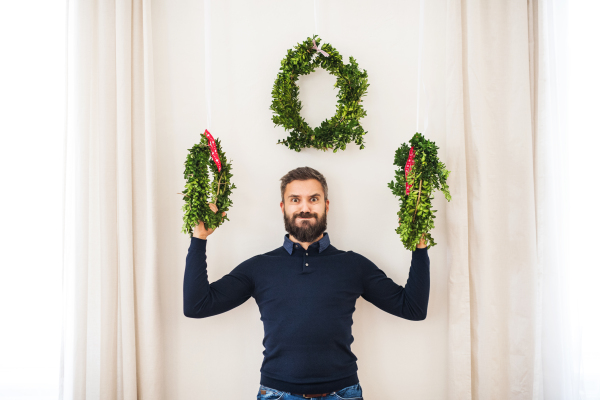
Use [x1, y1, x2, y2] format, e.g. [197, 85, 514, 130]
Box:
[285, 179, 323, 196]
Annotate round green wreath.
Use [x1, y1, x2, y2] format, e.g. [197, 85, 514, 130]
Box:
[388, 132, 452, 251]
[270, 35, 369, 152]
[180, 133, 236, 237]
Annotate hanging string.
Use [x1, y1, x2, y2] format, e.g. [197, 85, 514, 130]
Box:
[314, 0, 319, 35]
[415, 0, 426, 133]
[204, 0, 212, 130]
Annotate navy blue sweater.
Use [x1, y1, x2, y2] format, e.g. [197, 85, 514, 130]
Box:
[183, 232, 430, 394]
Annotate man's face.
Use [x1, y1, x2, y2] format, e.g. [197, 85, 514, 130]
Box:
[280, 179, 330, 243]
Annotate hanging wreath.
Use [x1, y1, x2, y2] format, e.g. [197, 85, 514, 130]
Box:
[270, 35, 369, 152]
[388, 132, 451, 251]
[180, 130, 236, 237]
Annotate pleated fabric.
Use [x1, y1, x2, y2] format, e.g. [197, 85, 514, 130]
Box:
[61, 1, 164, 399]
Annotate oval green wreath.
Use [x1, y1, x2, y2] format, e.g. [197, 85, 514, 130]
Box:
[180, 133, 236, 237]
[270, 35, 369, 152]
[388, 132, 451, 251]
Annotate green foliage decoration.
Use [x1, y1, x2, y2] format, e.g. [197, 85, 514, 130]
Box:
[388, 132, 451, 251]
[181, 133, 236, 237]
[270, 35, 370, 152]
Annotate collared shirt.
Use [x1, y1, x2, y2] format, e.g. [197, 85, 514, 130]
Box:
[184, 232, 430, 394]
[283, 232, 331, 255]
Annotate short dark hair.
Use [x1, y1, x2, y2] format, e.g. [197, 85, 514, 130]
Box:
[280, 167, 328, 202]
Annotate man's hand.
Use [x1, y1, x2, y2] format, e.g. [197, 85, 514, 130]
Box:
[416, 232, 427, 249]
[193, 203, 226, 240]
[399, 217, 427, 249]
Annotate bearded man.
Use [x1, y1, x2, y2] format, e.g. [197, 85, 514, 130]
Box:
[183, 166, 430, 399]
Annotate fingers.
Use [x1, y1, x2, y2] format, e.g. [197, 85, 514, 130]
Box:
[196, 208, 226, 227]
[208, 203, 227, 218]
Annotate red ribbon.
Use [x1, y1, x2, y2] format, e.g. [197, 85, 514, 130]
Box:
[405, 146, 415, 195]
[203, 129, 222, 172]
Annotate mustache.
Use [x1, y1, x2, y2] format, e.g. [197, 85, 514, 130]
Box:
[294, 212, 317, 219]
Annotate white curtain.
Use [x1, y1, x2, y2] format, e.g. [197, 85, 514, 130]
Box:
[531, 1, 581, 399]
[446, 0, 554, 399]
[446, 1, 539, 397]
[61, 1, 164, 399]
[445, 0, 589, 399]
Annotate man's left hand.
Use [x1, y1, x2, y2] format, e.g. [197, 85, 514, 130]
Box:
[416, 232, 427, 249]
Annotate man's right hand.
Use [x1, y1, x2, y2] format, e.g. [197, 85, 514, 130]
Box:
[193, 203, 226, 240]
[399, 216, 427, 248]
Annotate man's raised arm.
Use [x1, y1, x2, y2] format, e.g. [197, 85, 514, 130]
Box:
[358, 245, 430, 321]
[183, 237, 254, 318]
[183, 204, 254, 318]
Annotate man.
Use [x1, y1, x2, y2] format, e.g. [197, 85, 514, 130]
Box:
[183, 167, 430, 399]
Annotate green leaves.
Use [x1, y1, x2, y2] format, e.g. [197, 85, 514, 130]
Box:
[181, 133, 237, 237]
[389, 132, 452, 251]
[270, 35, 369, 152]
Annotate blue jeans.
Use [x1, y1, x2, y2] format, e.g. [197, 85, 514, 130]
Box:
[257, 382, 363, 400]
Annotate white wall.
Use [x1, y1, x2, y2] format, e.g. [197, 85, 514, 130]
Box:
[152, 0, 449, 398]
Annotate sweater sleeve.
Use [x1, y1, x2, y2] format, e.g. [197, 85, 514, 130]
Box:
[183, 237, 254, 318]
[359, 247, 430, 321]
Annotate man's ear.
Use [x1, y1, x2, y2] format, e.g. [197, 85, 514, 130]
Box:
[325, 199, 329, 213]
[280, 201, 284, 214]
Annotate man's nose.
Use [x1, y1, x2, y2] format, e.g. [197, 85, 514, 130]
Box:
[300, 200, 311, 213]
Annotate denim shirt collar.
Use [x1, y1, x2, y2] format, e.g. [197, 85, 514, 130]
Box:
[283, 232, 330, 255]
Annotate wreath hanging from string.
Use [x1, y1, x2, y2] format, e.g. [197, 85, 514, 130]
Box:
[270, 35, 369, 152]
[388, 132, 451, 251]
[180, 130, 236, 237]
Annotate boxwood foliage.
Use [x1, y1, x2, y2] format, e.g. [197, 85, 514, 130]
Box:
[270, 35, 369, 152]
[388, 132, 451, 251]
[181, 133, 236, 237]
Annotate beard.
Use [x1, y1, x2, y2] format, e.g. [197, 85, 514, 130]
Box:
[283, 207, 327, 243]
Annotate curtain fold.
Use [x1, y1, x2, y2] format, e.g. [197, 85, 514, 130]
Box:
[446, 1, 541, 398]
[445, 1, 472, 398]
[61, 1, 163, 399]
[446, 1, 580, 399]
